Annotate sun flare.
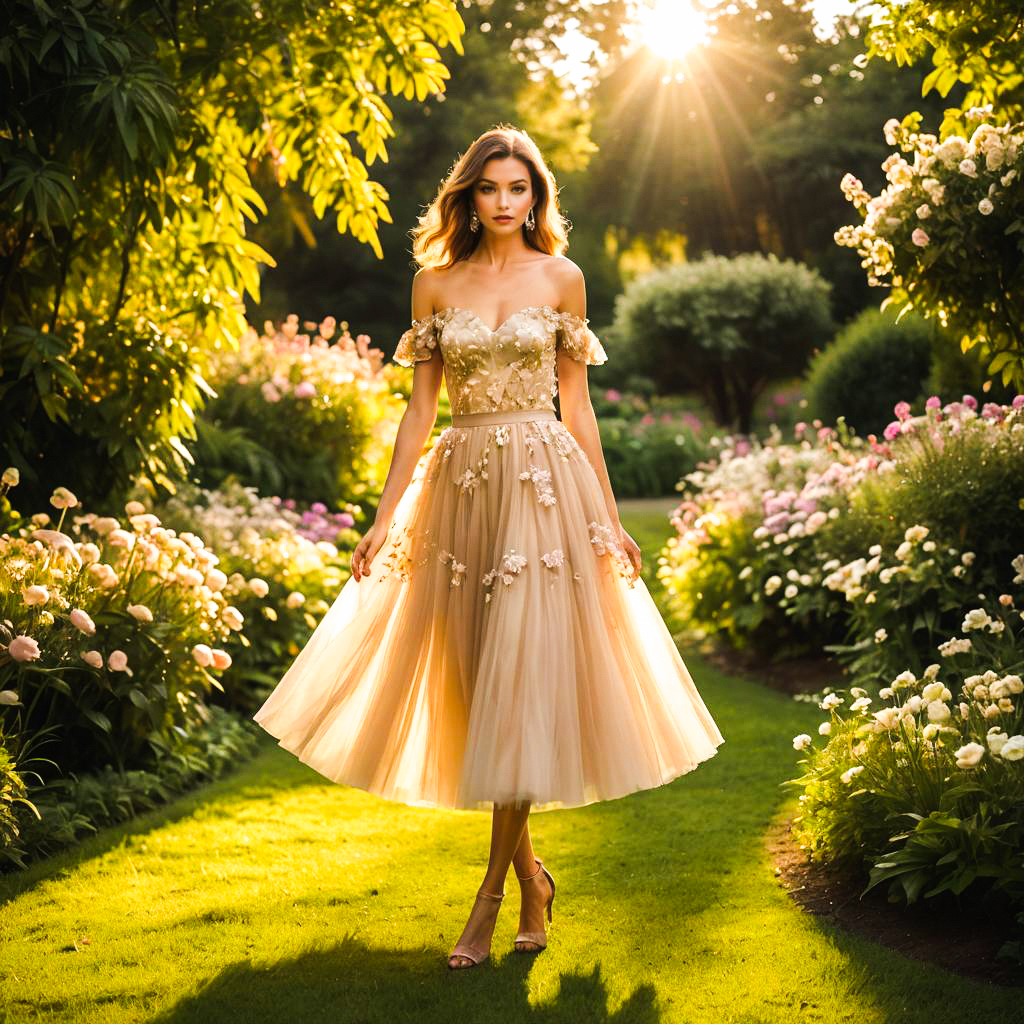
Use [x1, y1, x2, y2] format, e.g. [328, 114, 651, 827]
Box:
[637, 0, 711, 60]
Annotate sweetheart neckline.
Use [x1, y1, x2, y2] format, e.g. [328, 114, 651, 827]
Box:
[432, 304, 581, 336]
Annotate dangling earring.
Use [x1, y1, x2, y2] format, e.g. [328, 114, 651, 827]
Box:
[525, 206, 536, 231]
[469, 209, 480, 232]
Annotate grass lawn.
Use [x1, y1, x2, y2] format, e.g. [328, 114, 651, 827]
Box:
[1, 501, 1018, 1023]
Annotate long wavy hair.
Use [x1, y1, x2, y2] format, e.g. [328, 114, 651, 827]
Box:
[410, 124, 570, 270]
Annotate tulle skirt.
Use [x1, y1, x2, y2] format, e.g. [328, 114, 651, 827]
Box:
[253, 408, 724, 811]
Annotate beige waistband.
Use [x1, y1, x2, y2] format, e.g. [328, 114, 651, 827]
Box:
[450, 409, 557, 427]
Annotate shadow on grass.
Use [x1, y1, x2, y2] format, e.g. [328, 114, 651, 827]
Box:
[150, 936, 662, 1024]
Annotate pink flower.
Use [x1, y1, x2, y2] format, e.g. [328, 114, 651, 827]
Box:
[883, 421, 901, 441]
[261, 381, 281, 403]
[981, 402, 1004, 421]
[211, 649, 232, 670]
[80, 650, 104, 669]
[605, 388, 622, 402]
[912, 228, 930, 246]
[191, 644, 214, 667]
[108, 650, 132, 674]
[925, 395, 941, 411]
[49, 486, 79, 509]
[8, 635, 41, 662]
[70, 608, 97, 635]
[894, 401, 911, 421]
[294, 381, 316, 399]
[962, 394, 978, 410]
[1012, 395, 1024, 409]
[127, 603, 153, 622]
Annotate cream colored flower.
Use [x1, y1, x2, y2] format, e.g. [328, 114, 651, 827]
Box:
[998, 735, 1024, 761]
[22, 584, 49, 606]
[127, 604, 153, 622]
[192, 644, 214, 667]
[954, 742, 985, 768]
[792, 733, 812, 751]
[49, 486, 79, 509]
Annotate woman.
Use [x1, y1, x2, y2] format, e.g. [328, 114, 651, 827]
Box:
[252, 125, 725, 970]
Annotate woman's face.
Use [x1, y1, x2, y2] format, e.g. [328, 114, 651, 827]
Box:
[472, 156, 535, 234]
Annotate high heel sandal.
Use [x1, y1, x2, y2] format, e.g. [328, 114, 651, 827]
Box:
[447, 888, 505, 970]
[513, 858, 555, 953]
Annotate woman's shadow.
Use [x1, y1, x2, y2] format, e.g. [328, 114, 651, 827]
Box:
[149, 933, 662, 1024]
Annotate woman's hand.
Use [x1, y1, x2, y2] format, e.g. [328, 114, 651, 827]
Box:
[618, 525, 642, 582]
[351, 523, 386, 582]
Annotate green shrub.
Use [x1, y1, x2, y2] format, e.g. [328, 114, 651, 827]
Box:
[3, 705, 263, 871]
[612, 253, 833, 433]
[194, 316, 406, 509]
[821, 401, 1024, 597]
[805, 306, 935, 436]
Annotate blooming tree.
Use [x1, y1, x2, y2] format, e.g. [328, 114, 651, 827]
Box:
[835, 112, 1024, 388]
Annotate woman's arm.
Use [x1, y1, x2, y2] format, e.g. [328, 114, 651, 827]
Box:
[351, 270, 444, 580]
[555, 263, 641, 580]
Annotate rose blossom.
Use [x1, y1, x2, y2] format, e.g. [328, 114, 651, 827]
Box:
[22, 584, 49, 606]
[80, 650, 104, 669]
[8, 635, 41, 661]
[70, 608, 97, 635]
[108, 650, 132, 674]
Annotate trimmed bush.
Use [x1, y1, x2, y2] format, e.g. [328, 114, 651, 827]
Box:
[805, 307, 935, 436]
[612, 253, 833, 433]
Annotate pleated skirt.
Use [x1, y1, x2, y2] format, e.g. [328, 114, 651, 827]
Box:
[252, 407, 724, 811]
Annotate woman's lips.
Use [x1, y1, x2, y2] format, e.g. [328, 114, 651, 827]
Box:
[494, 216, 513, 222]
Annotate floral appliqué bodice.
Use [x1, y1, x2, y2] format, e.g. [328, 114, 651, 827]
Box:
[393, 304, 607, 415]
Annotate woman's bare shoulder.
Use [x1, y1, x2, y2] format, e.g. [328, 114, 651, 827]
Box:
[546, 254, 585, 287]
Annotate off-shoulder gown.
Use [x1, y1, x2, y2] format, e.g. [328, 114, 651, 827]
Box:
[252, 304, 724, 810]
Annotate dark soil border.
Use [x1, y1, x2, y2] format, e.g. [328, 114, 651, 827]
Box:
[764, 812, 1023, 987]
[697, 639, 1023, 986]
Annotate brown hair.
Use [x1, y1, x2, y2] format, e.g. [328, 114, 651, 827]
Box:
[409, 124, 570, 269]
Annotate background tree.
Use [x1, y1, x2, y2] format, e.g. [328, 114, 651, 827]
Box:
[612, 252, 833, 433]
[0, 0, 464, 512]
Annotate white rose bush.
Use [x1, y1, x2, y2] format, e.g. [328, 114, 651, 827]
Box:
[153, 477, 359, 709]
[835, 111, 1024, 388]
[658, 390, 1024, 917]
[0, 471, 358, 867]
[785, 570, 1024, 911]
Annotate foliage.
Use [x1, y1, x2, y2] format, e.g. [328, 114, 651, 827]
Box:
[0, 0, 464, 511]
[835, 114, 1024, 388]
[2, 704, 263, 870]
[0, 487, 247, 778]
[658, 422, 869, 656]
[612, 253, 833, 433]
[194, 314, 407, 508]
[805, 306, 936, 436]
[785, 587, 1024, 911]
[865, 0, 1024, 134]
[591, 388, 710, 498]
[659, 395, 1024, 665]
[152, 478, 358, 712]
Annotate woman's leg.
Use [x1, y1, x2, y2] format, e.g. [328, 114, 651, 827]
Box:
[448, 802, 532, 967]
[511, 819, 551, 951]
